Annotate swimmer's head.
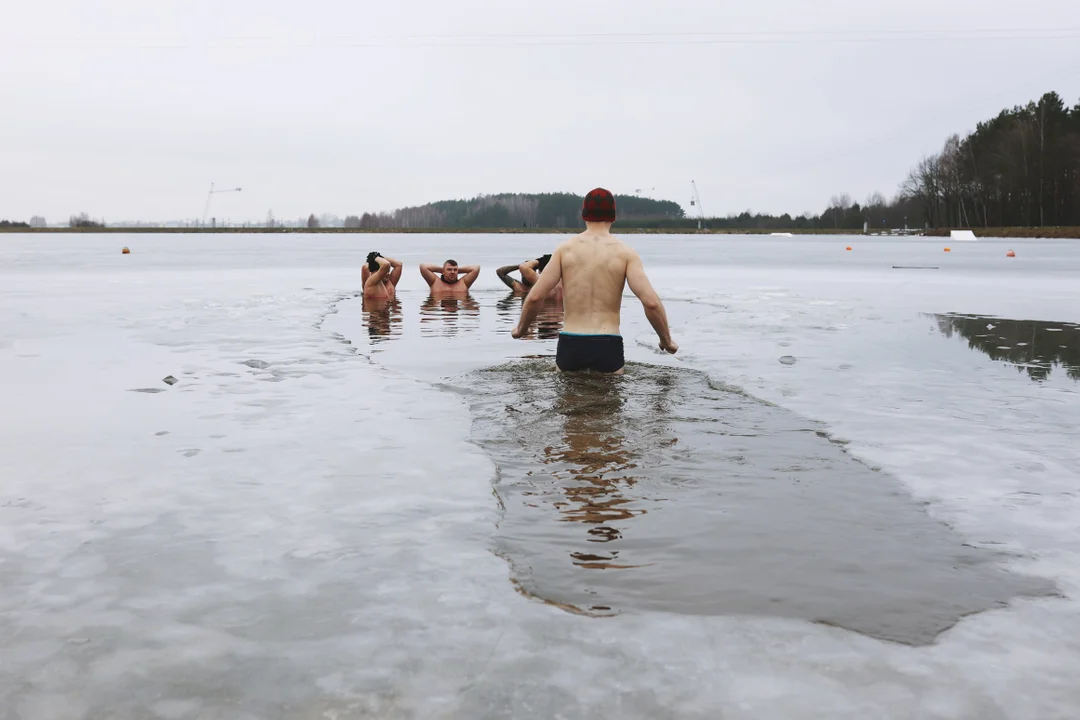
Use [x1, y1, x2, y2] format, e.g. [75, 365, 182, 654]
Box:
[366, 251, 382, 273]
[536, 253, 552, 273]
[442, 259, 459, 281]
[582, 187, 616, 224]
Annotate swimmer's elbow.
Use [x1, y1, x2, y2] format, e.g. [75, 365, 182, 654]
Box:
[640, 295, 662, 312]
[523, 290, 544, 307]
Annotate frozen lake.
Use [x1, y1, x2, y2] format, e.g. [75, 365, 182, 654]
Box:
[1, 233, 1079, 718]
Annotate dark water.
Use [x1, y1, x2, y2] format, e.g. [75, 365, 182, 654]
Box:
[932, 313, 1080, 382]
[463, 360, 1057, 645]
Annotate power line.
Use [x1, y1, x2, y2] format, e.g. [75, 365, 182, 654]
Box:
[10, 27, 1080, 50]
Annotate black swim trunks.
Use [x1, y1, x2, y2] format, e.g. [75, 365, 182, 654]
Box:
[555, 333, 624, 373]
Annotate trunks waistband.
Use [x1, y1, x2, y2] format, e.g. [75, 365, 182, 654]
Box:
[559, 332, 622, 338]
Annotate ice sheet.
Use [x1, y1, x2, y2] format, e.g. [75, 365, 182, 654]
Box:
[1, 234, 1078, 719]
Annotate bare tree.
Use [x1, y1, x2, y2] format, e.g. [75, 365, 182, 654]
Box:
[900, 154, 943, 228]
[68, 212, 104, 228]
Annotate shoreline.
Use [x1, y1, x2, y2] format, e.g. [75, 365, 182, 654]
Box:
[3, 226, 1078, 238]
[2, 226, 866, 235]
[921, 227, 1080, 239]
[3, 226, 886, 236]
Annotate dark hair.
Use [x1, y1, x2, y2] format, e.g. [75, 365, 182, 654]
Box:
[366, 251, 382, 273]
[536, 253, 552, 273]
[444, 259, 458, 267]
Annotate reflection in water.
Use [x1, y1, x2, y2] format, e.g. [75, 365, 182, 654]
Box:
[361, 297, 402, 344]
[932, 313, 1080, 382]
[420, 295, 481, 337]
[540, 372, 673, 569]
[465, 360, 1056, 644]
[495, 292, 564, 339]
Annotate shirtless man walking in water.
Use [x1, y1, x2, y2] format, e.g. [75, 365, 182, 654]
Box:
[511, 187, 677, 373]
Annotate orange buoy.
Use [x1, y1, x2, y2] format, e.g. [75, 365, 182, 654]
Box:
[1006, 250, 1016, 257]
[944, 247, 951, 252]
[845, 246, 852, 251]
[121, 247, 130, 254]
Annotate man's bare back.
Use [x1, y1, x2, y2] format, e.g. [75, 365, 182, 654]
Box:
[512, 188, 677, 374]
[555, 231, 635, 335]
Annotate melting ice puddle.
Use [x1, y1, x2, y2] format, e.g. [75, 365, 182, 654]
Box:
[463, 360, 1056, 646]
[930, 313, 1080, 383]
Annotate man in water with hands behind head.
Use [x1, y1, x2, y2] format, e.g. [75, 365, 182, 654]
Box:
[511, 187, 678, 374]
[419, 259, 481, 297]
[496, 254, 562, 299]
[362, 251, 403, 300]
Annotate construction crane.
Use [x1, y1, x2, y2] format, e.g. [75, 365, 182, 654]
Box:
[690, 180, 706, 230]
[202, 183, 242, 227]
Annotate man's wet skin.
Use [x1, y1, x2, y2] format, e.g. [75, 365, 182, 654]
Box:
[512, 188, 677, 375]
[519, 255, 564, 301]
[497, 254, 562, 299]
[362, 252, 403, 300]
[420, 259, 481, 297]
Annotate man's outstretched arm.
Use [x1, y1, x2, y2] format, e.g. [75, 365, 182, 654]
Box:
[418, 263, 440, 287]
[513, 251, 562, 338]
[625, 251, 678, 353]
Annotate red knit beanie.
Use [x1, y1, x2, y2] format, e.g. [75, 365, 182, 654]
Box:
[582, 187, 616, 222]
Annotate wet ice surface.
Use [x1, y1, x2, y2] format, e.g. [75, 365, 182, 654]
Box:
[2, 234, 1080, 718]
[465, 361, 1054, 645]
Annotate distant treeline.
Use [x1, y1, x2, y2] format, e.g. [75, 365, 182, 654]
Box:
[337, 190, 925, 232]
[0, 220, 30, 228]
[341, 192, 684, 230]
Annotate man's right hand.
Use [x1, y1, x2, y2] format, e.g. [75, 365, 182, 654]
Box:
[660, 339, 679, 354]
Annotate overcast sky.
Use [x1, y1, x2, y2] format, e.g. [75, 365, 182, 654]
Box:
[2, 1, 1078, 223]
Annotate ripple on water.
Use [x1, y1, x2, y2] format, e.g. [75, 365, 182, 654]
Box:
[463, 360, 1057, 645]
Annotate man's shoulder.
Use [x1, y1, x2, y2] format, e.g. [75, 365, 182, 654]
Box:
[560, 232, 632, 250]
